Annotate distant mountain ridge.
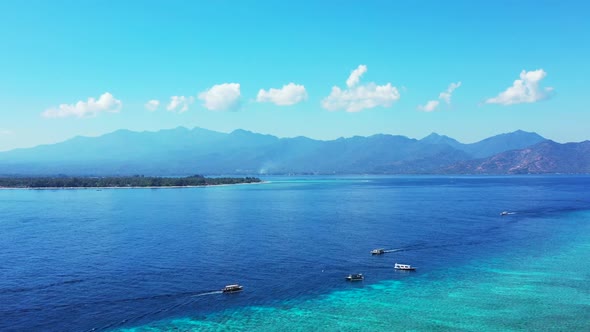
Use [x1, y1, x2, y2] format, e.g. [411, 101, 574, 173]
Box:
[0, 127, 586, 175]
[444, 140, 590, 174]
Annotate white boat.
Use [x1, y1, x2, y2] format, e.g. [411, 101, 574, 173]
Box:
[394, 263, 416, 271]
[222, 284, 243, 293]
[500, 211, 509, 216]
[371, 248, 385, 255]
[345, 273, 364, 281]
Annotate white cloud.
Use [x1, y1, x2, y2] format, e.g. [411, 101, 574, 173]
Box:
[198, 83, 241, 111]
[346, 64, 367, 88]
[418, 81, 462, 112]
[145, 99, 160, 111]
[486, 69, 553, 105]
[256, 83, 308, 106]
[42, 92, 122, 118]
[439, 82, 462, 104]
[166, 96, 194, 113]
[322, 65, 400, 112]
[418, 100, 440, 112]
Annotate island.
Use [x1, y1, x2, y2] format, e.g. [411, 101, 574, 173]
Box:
[0, 175, 262, 188]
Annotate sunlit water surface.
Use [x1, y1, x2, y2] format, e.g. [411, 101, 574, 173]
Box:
[1, 176, 589, 331]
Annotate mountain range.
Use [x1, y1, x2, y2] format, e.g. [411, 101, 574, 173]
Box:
[0, 127, 588, 175]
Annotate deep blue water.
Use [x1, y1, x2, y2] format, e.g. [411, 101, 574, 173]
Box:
[1, 176, 589, 331]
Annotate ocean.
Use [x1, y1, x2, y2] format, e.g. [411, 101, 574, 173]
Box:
[1, 176, 589, 331]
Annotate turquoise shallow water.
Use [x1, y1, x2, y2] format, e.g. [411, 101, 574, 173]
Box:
[121, 210, 590, 331]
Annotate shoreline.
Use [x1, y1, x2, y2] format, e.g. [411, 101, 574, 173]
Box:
[0, 181, 268, 190]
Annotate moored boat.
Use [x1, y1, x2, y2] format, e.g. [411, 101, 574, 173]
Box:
[222, 284, 244, 293]
[394, 263, 416, 271]
[345, 273, 364, 281]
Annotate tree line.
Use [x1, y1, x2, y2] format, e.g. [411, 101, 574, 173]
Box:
[0, 175, 262, 188]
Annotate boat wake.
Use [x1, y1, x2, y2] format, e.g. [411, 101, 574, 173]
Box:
[380, 242, 432, 253]
[0, 278, 86, 295]
[383, 240, 492, 254]
[192, 290, 223, 297]
[85, 290, 224, 331]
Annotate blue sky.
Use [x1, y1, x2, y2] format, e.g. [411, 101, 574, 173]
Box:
[0, 0, 589, 151]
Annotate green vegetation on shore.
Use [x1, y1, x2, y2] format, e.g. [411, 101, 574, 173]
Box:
[0, 175, 262, 188]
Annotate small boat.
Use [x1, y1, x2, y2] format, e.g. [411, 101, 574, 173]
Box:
[371, 248, 385, 255]
[345, 273, 364, 281]
[221, 284, 244, 293]
[500, 211, 509, 216]
[394, 263, 416, 271]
